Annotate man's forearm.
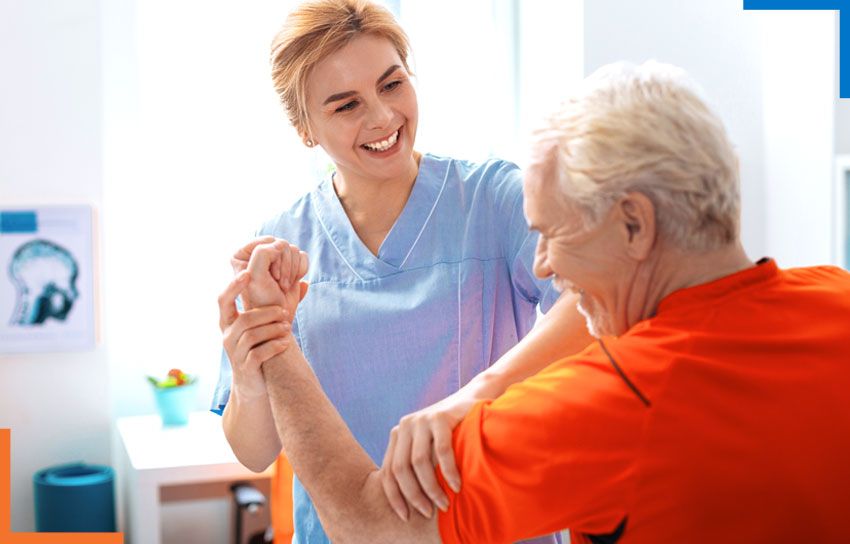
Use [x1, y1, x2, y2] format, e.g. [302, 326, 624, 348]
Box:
[460, 292, 591, 402]
[261, 339, 440, 544]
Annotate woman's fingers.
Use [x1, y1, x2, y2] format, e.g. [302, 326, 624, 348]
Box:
[246, 336, 291, 370]
[432, 420, 461, 493]
[410, 423, 449, 511]
[391, 422, 433, 519]
[218, 270, 251, 332]
[235, 321, 291, 360]
[381, 428, 410, 522]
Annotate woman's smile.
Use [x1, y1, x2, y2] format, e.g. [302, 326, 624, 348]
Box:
[360, 127, 401, 154]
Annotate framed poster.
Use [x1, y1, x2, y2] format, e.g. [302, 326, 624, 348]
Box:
[0, 206, 96, 353]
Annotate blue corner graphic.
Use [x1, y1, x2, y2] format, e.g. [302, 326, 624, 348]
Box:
[744, 0, 848, 98]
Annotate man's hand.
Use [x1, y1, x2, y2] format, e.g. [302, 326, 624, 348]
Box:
[380, 394, 472, 521]
[235, 237, 310, 316]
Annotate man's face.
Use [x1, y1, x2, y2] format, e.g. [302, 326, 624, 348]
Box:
[523, 144, 626, 337]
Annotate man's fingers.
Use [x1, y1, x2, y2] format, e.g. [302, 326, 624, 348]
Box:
[298, 281, 309, 302]
[410, 426, 449, 511]
[247, 241, 284, 279]
[297, 250, 309, 280]
[231, 236, 276, 273]
[279, 241, 292, 289]
[218, 270, 251, 331]
[432, 423, 461, 493]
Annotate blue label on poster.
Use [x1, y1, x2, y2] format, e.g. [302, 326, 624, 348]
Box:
[744, 0, 848, 98]
[0, 211, 38, 234]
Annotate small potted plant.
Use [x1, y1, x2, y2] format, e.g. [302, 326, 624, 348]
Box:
[147, 368, 198, 426]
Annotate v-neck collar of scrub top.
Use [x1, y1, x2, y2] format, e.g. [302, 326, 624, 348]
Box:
[311, 153, 450, 279]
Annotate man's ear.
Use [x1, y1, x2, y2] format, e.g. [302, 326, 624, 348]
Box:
[617, 192, 656, 260]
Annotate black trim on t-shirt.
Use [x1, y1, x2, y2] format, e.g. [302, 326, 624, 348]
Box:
[598, 339, 651, 408]
[583, 517, 628, 544]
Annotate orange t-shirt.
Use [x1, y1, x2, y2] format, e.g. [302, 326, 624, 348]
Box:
[438, 259, 850, 543]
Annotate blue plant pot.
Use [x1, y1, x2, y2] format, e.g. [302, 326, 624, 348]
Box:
[152, 383, 197, 426]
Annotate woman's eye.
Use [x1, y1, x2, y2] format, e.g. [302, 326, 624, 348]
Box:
[335, 101, 358, 113]
[383, 80, 402, 92]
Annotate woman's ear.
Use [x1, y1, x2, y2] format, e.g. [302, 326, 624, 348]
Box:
[617, 192, 657, 261]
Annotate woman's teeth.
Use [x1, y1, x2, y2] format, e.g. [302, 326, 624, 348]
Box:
[362, 130, 399, 152]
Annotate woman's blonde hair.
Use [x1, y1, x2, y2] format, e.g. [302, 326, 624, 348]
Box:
[541, 61, 741, 251]
[270, 0, 412, 139]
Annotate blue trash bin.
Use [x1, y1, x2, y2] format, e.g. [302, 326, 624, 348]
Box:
[33, 462, 116, 532]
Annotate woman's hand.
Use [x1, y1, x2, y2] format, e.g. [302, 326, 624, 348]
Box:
[218, 271, 293, 400]
[380, 394, 474, 521]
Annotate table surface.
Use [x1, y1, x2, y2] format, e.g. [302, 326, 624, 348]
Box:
[116, 411, 249, 472]
[115, 411, 273, 544]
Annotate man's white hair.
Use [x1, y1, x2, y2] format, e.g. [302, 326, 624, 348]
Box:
[538, 60, 741, 251]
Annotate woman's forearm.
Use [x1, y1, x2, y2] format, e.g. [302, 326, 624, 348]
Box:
[460, 292, 592, 401]
[222, 388, 282, 473]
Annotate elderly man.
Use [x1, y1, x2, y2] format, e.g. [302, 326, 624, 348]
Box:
[218, 61, 850, 543]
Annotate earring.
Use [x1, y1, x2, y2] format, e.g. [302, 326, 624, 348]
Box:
[306, 139, 314, 147]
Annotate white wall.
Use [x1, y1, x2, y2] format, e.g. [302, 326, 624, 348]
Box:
[758, 11, 836, 268]
[0, 0, 111, 532]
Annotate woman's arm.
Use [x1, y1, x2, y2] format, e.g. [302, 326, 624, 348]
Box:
[219, 239, 309, 472]
[381, 291, 592, 519]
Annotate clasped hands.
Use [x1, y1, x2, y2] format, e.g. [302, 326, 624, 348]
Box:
[218, 236, 309, 401]
[218, 236, 466, 522]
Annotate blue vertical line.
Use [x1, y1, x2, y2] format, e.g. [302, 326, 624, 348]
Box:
[511, 0, 521, 141]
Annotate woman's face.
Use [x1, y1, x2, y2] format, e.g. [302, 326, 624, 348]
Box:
[304, 34, 419, 184]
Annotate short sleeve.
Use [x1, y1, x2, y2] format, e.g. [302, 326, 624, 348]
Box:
[209, 291, 245, 416]
[210, 348, 233, 415]
[499, 167, 560, 314]
[437, 346, 646, 543]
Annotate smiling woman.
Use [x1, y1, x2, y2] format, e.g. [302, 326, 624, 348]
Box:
[209, 1, 593, 543]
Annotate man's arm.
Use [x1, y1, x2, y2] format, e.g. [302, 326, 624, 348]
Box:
[261, 342, 441, 544]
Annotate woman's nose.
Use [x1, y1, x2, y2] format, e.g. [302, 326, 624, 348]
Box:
[366, 99, 393, 130]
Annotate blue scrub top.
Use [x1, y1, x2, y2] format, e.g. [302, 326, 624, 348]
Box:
[213, 154, 561, 544]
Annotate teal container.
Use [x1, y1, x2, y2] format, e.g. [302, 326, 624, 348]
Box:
[153, 382, 197, 425]
[33, 462, 116, 532]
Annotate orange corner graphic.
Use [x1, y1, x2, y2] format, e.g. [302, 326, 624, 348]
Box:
[1, 429, 124, 543]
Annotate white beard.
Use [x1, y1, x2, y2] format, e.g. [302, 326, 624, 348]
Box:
[576, 294, 607, 338]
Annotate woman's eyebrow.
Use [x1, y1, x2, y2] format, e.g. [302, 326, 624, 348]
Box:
[376, 64, 402, 84]
[322, 64, 402, 106]
[323, 90, 356, 106]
